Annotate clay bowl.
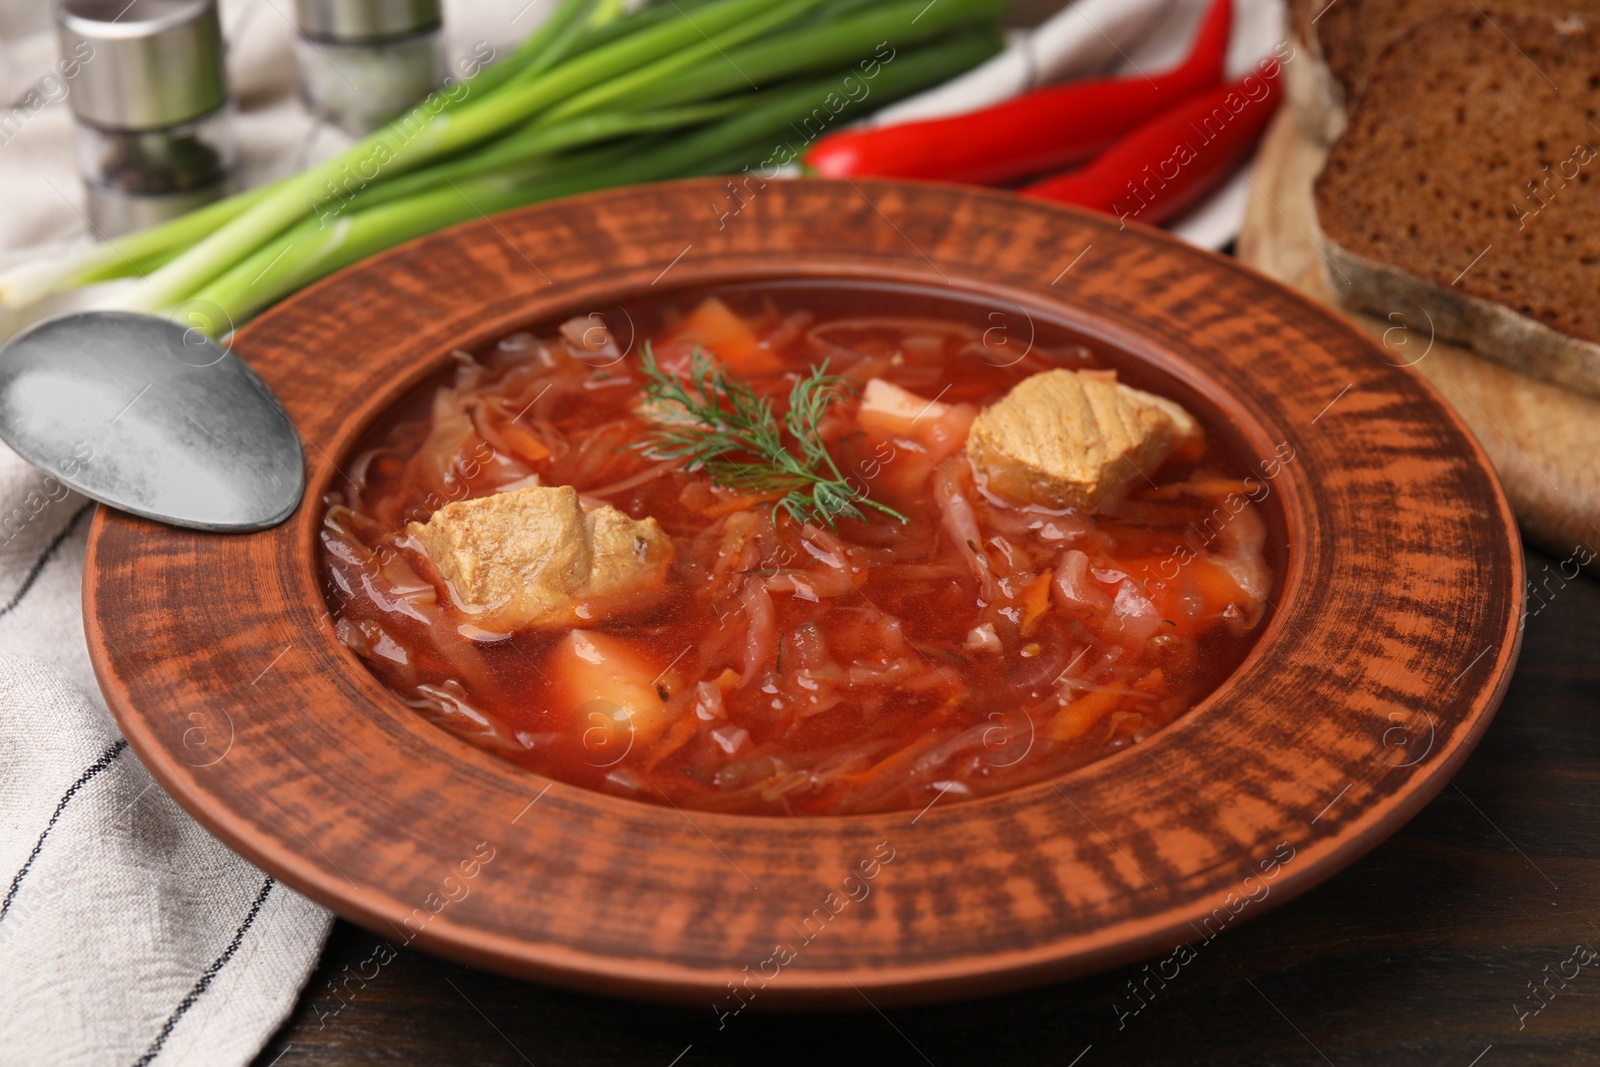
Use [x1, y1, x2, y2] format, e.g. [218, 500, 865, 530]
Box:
[84, 178, 1523, 1007]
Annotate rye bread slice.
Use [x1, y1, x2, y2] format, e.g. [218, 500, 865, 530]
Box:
[1321, 0, 1598, 100]
[1313, 11, 1600, 396]
[1286, 0, 1600, 144]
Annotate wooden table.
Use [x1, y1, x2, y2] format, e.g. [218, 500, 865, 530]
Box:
[256, 544, 1597, 1066]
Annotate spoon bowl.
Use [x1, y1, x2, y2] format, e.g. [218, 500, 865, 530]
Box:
[0, 310, 303, 531]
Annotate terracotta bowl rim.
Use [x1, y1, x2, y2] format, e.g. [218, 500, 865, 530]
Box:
[83, 177, 1525, 1006]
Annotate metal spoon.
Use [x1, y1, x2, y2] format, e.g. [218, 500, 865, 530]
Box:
[0, 311, 304, 531]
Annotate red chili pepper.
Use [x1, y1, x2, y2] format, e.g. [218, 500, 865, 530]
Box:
[803, 0, 1232, 186]
[1021, 57, 1283, 227]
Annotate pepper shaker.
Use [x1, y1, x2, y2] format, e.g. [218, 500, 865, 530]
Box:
[293, 0, 444, 135]
[54, 0, 235, 237]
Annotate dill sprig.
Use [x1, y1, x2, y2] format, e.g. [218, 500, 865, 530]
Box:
[635, 343, 906, 529]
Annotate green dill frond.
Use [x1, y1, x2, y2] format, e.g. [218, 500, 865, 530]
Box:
[634, 342, 906, 529]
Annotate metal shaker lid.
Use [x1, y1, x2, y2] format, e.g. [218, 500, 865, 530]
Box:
[54, 0, 227, 131]
[293, 0, 441, 42]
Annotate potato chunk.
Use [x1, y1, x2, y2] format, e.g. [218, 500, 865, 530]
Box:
[857, 378, 953, 439]
[967, 369, 1200, 511]
[545, 630, 681, 745]
[857, 378, 978, 500]
[408, 485, 672, 631]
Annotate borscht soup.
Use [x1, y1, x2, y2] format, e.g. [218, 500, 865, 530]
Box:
[319, 282, 1280, 815]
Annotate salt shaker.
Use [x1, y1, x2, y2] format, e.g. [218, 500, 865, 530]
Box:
[54, 0, 235, 237]
[293, 0, 444, 135]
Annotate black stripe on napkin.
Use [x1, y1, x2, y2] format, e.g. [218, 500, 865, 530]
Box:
[0, 736, 127, 924]
[0, 502, 94, 620]
[132, 875, 276, 1067]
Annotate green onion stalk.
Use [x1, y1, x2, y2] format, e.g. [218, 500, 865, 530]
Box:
[0, 0, 1006, 332]
[192, 31, 1002, 326]
[0, 181, 278, 305]
[0, 0, 783, 312]
[600, 0, 1005, 112]
[327, 99, 752, 217]
[117, 0, 837, 316]
[0, 0, 605, 306]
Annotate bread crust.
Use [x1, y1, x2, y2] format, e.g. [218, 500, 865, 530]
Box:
[1317, 235, 1600, 398]
[1311, 10, 1600, 396]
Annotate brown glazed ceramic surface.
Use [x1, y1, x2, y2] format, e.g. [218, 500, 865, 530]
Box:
[83, 179, 1523, 1008]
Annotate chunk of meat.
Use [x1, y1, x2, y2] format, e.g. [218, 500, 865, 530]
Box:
[408, 485, 672, 631]
[967, 369, 1201, 511]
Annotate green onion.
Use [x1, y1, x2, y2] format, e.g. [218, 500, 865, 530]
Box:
[1, 2, 1005, 328]
[490, 0, 613, 92]
[0, 0, 649, 306]
[432, 0, 596, 108]
[536, 0, 724, 70]
[604, 30, 1004, 179]
[318, 100, 753, 218]
[537, 0, 831, 123]
[190, 30, 1000, 328]
[102, 0, 826, 315]
[604, 0, 1008, 112]
[187, 142, 653, 326]
[0, 180, 278, 303]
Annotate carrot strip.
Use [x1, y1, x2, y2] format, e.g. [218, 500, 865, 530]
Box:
[673, 296, 778, 373]
[497, 420, 552, 463]
[836, 733, 944, 787]
[1192, 559, 1249, 616]
[1020, 573, 1053, 637]
[645, 711, 702, 772]
[1046, 685, 1126, 743]
[1133, 668, 1167, 695]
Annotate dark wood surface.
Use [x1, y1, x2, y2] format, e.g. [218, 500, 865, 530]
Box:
[255, 543, 1594, 1066]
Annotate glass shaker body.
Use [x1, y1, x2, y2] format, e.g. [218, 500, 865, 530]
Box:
[55, 0, 235, 236]
[294, 0, 444, 135]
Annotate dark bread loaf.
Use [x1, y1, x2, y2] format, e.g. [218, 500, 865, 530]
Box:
[1313, 12, 1600, 394]
[1286, 0, 1599, 142]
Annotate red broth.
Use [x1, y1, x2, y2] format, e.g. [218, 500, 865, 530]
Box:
[320, 282, 1281, 815]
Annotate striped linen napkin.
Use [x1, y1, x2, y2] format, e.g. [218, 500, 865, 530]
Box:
[0, 449, 331, 1066]
[0, 0, 552, 1062]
